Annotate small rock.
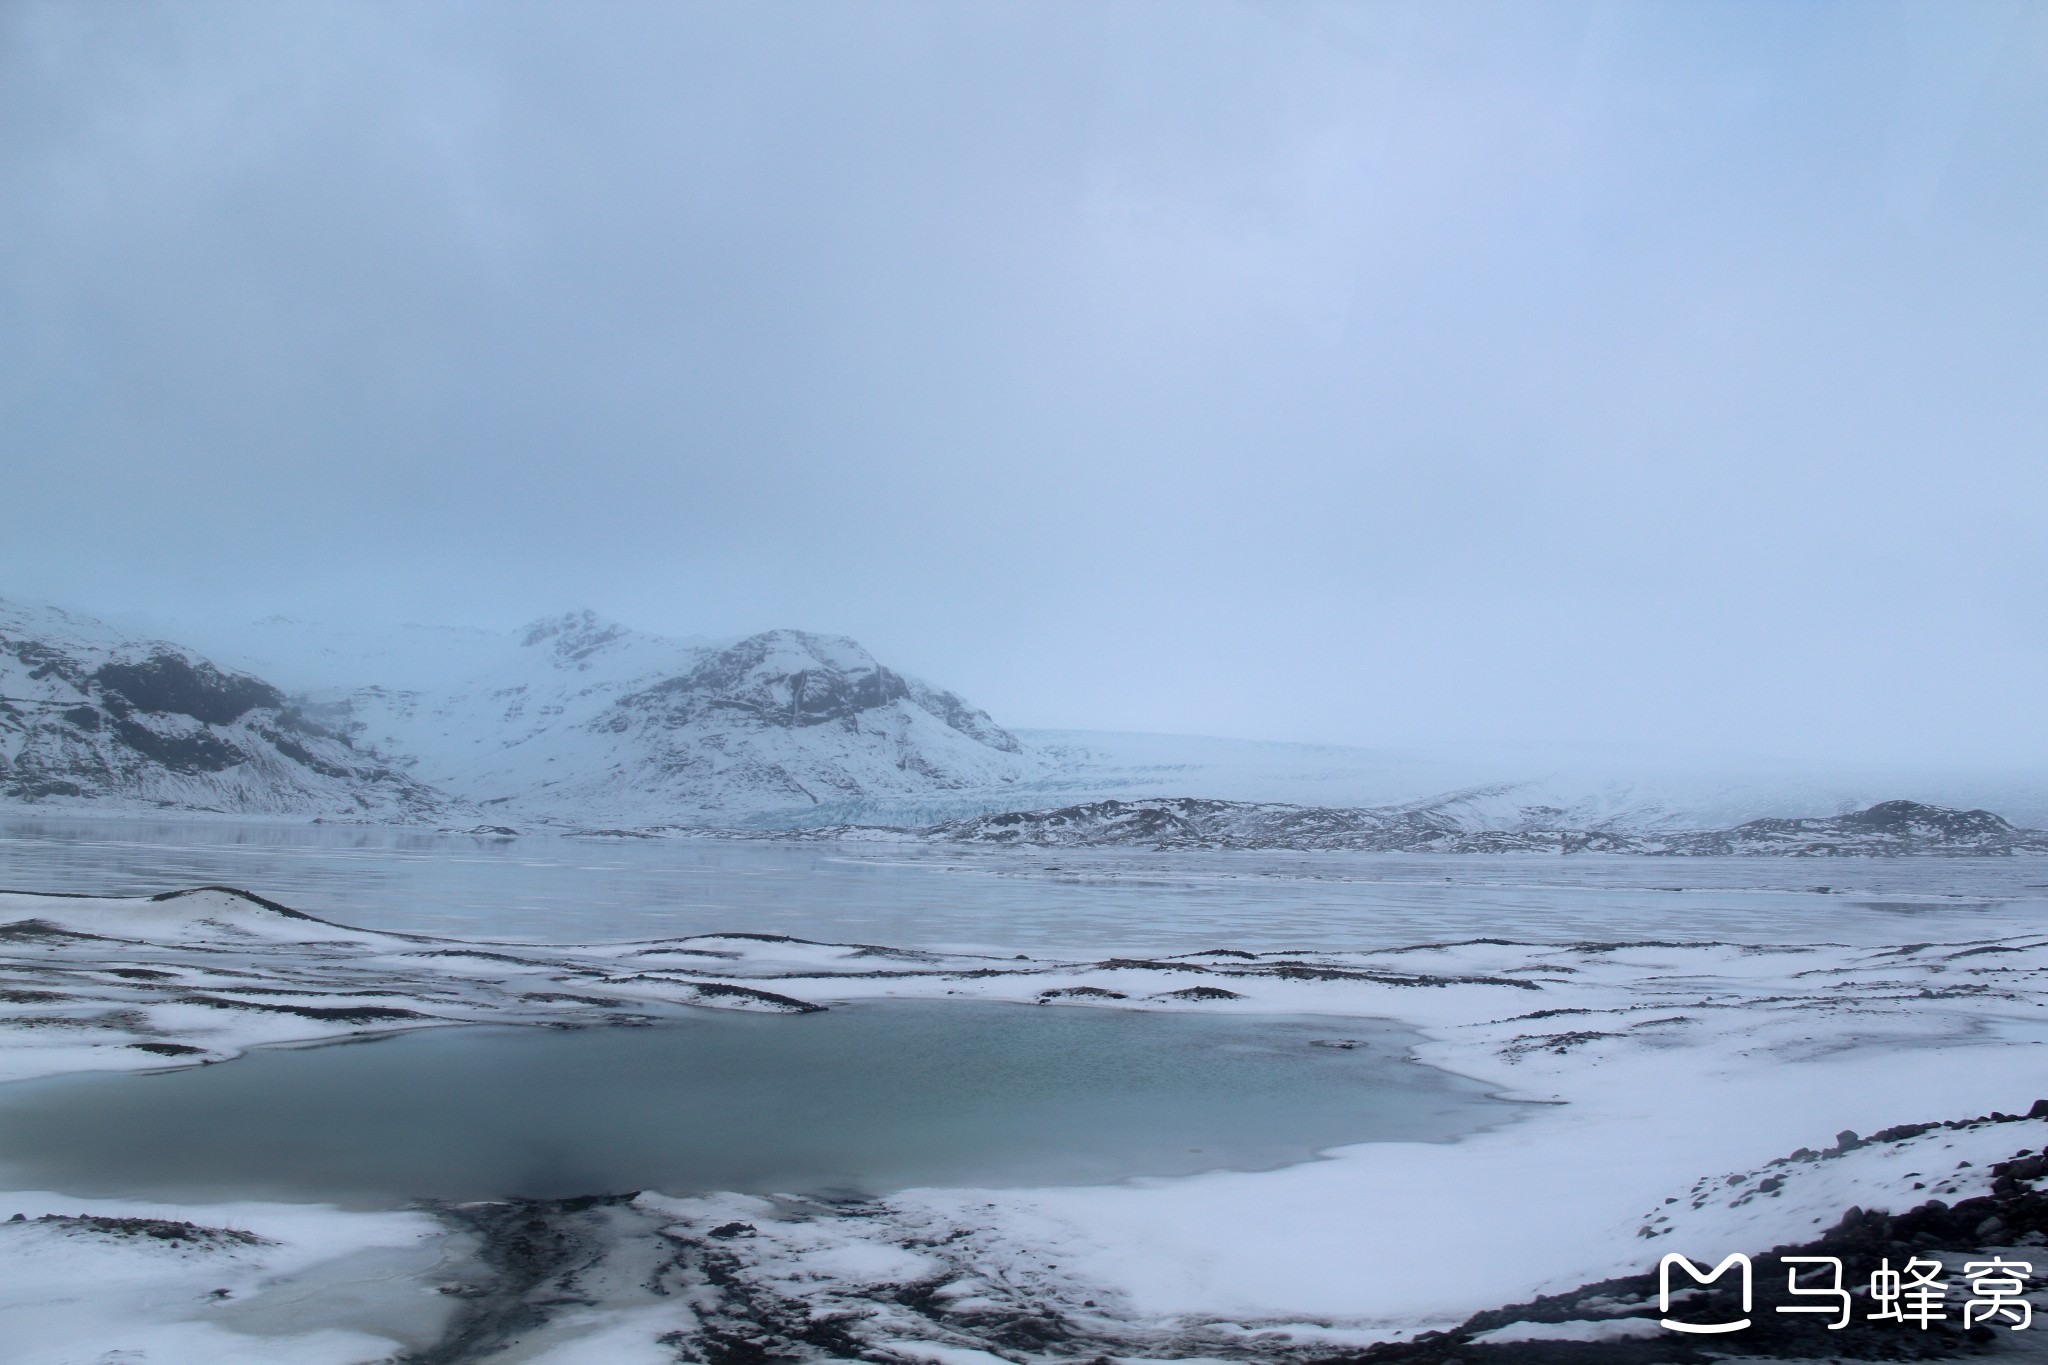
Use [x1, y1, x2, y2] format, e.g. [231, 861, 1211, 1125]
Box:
[707, 1221, 756, 1240]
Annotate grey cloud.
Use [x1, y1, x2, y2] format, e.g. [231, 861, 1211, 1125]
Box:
[3, 0, 2045, 766]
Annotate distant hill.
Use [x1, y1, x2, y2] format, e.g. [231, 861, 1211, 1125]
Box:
[885, 795, 2048, 856]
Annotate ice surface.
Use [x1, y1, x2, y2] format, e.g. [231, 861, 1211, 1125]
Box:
[0, 1005, 1502, 1205]
[4, 837, 2048, 1359]
[6, 813, 2048, 952]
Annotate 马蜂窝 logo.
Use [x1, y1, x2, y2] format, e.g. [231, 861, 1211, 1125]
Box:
[1658, 1253, 2033, 1334]
[1660, 1253, 1750, 1333]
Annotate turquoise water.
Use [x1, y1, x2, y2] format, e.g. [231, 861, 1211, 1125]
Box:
[0, 1002, 1505, 1207]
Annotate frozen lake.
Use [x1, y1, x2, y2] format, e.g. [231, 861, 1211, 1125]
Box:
[0, 1003, 1505, 1207]
[0, 813, 2043, 954]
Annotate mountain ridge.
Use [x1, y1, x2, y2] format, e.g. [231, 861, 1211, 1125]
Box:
[847, 795, 2048, 856]
[7, 596, 2047, 847]
[0, 599, 1040, 823]
[0, 599, 442, 819]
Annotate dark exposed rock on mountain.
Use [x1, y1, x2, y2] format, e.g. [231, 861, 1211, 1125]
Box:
[610, 628, 1017, 752]
[0, 602, 442, 817]
[92, 654, 284, 727]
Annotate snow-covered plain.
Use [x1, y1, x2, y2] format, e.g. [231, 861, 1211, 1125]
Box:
[5, 844, 2048, 1362]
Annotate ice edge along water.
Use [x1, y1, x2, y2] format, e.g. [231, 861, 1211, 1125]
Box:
[4, 885, 2048, 1361]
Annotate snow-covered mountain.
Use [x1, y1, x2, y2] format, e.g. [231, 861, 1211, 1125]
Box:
[290, 612, 1043, 824]
[0, 602, 1044, 825]
[0, 600, 442, 819]
[9, 595, 2048, 843]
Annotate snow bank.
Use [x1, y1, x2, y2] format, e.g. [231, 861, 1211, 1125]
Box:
[4, 883, 2046, 1358]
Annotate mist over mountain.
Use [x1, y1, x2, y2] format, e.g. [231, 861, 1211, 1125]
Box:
[5, 595, 2048, 846]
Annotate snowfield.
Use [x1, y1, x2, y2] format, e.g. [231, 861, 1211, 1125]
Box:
[4, 879, 2048, 1361]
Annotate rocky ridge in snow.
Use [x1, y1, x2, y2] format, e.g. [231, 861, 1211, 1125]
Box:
[0, 600, 442, 820]
[879, 795, 2048, 856]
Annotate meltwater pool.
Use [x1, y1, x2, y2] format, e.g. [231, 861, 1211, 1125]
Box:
[0, 1001, 1508, 1207]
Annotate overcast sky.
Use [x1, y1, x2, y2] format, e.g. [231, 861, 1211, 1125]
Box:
[3, 0, 2044, 764]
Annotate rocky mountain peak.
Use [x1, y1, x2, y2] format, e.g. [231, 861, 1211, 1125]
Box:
[1835, 798, 2013, 838]
[628, 630, 911, 730]
[519, 610, 631, 668]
